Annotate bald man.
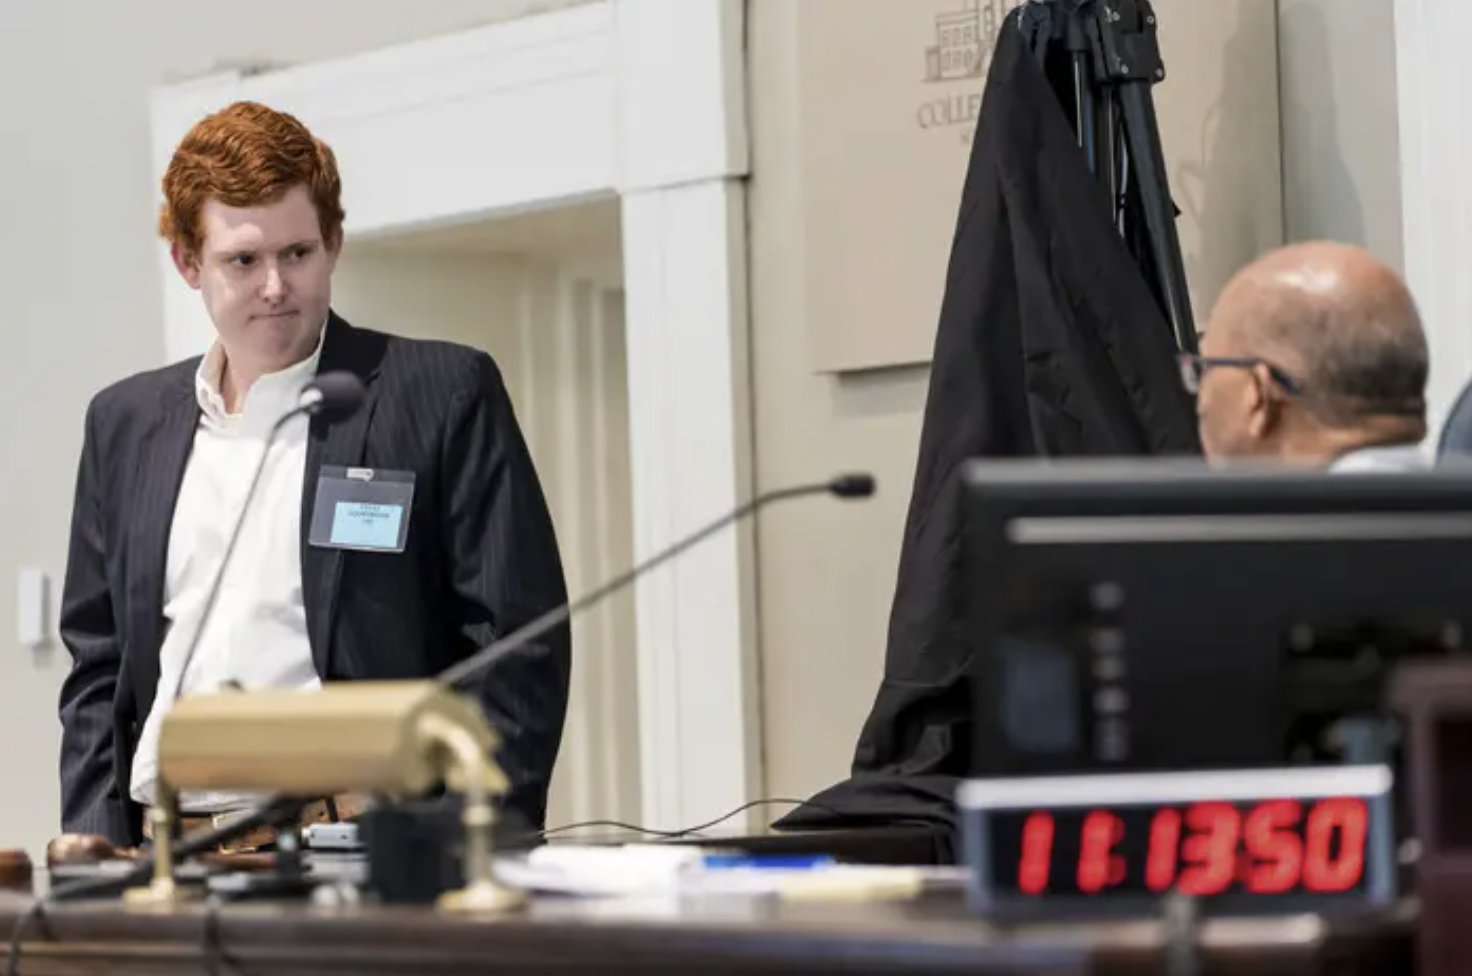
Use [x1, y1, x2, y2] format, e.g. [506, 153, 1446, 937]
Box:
[1184, 241, 1430, 471]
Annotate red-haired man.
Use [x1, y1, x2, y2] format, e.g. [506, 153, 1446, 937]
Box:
[56, 102, 570, 848]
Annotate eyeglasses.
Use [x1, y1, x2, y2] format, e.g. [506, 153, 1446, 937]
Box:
[1178, 353, 1302, 397]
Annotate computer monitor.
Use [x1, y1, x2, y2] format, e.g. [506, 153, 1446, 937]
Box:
[960, 459, 1472, 780]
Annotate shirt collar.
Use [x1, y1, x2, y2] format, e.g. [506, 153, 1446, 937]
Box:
[195, 319, 328, 432]
[1328, 442, 1428, 473]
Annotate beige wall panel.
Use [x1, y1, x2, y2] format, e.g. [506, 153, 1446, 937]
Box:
[790, 0, 1282, 374]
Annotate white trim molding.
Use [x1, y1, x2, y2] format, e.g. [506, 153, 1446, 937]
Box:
[149, 0, 755, 831]
[621, 180, 759, 830]
[1395, 0, 1472, 436]
[612, 0, 758, 831]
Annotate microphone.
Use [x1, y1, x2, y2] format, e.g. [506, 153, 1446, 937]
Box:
[436, 472, 877, 690]
[164, 369, 366, 707]
[298, 370, 366, 422]
[827, 472, 876, 499]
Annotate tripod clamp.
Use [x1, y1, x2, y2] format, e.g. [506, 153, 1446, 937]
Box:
[1089, 0, 1166, 85]
[1014, 0, 1195, 353]
[1022, 0, 1166, 85]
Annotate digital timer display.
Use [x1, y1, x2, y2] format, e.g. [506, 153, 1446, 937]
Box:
[959, 765, 1395, 916]
[990, 796, 1368, 898]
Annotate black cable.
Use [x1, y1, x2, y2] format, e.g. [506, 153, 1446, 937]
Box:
[538, 798, 844, 841]
[537, 796, 950, 852]
[5, 796, 303, 976]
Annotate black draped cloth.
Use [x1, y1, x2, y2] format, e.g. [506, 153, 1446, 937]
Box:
[775, 7, 1201, 858]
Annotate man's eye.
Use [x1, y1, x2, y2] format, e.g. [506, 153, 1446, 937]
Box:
[232, 254, 255, 267]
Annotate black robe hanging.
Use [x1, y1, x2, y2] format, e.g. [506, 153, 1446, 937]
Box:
[776, 6, 1201, 857]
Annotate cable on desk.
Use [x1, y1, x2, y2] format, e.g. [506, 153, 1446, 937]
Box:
[5, 796, 303, 976]
[538, 797, 846, 841]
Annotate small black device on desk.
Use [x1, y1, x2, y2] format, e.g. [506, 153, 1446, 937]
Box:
[954, 460, 1472, 922]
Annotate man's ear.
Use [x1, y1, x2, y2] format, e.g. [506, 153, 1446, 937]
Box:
[1245, 367, 1279, 440]
[171, 244, 202, 289]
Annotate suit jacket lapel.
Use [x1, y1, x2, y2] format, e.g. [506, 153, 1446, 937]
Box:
[128, 373, 200, 721]
[301, 312, 384, 676]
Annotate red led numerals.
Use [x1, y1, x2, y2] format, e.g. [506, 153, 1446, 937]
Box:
[1301, 798, 1367, 893]
[1017, 812, 1055, 895]
[1176, 802, 1242, 896]
[1075, 810, 1126, 893]
[1013, 796, 1369, 898]
[1242, 799, 1303, 894]
[1161, 797, 1366, 896]
[1144, 807, 1182, 892]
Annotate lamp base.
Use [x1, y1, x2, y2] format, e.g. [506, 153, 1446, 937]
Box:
[436, 878, 526, 915]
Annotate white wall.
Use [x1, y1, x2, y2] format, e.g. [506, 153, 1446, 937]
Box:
[331, 242, 640, 830]
[0, 0, 596, 861]
[1277, 0, 1403, 270]
[1280, 0, 1472, 430]
[1396, 0, 1472, 430]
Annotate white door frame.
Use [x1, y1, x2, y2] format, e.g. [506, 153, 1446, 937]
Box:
[148, 0, 760, 832]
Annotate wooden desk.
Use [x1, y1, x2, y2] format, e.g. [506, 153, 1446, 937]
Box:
[0, 889, 1414, 976]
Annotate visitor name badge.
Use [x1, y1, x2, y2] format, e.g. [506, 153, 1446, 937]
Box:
[309, 466, 415, 553]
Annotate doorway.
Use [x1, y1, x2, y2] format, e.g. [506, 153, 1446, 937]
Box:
[335, 197, 641, 829]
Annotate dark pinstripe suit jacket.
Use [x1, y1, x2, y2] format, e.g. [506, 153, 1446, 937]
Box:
[57, 313, 571, 845]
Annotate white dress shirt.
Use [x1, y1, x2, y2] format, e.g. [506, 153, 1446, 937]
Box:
[129, 332, 325, 812]
[1328, 443, 1428, 473]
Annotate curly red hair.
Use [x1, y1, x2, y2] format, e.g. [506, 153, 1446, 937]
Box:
[158, 101, 346, 255]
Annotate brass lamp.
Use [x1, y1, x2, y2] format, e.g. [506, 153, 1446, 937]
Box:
[125, 680, 523, 914]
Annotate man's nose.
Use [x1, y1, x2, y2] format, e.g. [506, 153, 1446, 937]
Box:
[260, 263, 286, 301]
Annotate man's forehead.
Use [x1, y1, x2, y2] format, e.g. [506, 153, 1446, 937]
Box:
[199, 187, 320, 251]
[1202, 274, 1274, 351]
[1199, 309, 1244, 355]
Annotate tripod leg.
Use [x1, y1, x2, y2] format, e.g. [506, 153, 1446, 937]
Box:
[1100, 86, 1122, 233]
[1118, 82, 1196, 353]
[1065, 20, 1111, 217]
[1086, 0, 1198, 353]
[1073, 53, 1093, 164]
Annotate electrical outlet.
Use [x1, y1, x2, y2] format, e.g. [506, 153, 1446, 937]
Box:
[18, 568, 50, 650]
